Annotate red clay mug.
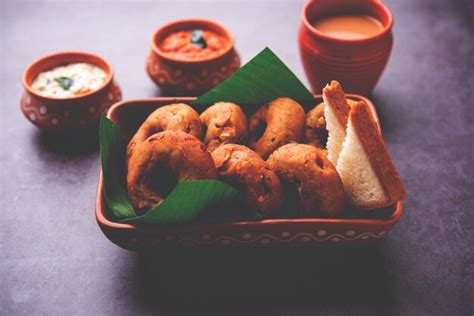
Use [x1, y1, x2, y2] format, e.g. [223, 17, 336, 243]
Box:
[298, 0, 394, 95]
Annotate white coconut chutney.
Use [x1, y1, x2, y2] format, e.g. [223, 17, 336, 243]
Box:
[31, 63, 107, 98]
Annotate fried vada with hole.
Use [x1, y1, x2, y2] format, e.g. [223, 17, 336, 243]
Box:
[127, 103, 202, 161]
[267, 143, 345, 216]
[211, 144, 283, 216]
[200, 102, 248, 152]
[127, 130, 216, 214]
[248, 97, 305, 159]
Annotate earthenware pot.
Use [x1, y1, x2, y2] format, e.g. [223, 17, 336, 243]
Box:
[299, 0, 393, 95]
[21, 51, 122, 133]
[146, 19, 240, 96]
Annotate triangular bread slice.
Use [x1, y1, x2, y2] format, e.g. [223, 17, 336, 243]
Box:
[336, 101, 406, 209]
[323, 81, 351, 165]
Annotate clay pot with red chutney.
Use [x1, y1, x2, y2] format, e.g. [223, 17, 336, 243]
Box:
[146, 19, 241, 96]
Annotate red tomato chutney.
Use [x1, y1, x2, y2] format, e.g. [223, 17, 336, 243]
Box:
[160, 29, 228, 61]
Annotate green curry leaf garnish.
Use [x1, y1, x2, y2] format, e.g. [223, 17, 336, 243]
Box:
[54, 76, 74, 90]
[190, 29, 207, 49]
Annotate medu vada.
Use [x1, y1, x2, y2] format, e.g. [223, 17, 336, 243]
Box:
[304, 102, 328, 149]
[211, 144, 283, 216]
[127, 130, 216, 214]
[248, 97, 305, 159]
[127, 103, 202, 161]
[200, 102, 248, 152]
[267, 143, 345, 216]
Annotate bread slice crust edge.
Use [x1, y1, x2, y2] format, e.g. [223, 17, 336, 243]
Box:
[323, 80, 352, 165]
[350, 101, 406, 204]
[322, 80, 351, 128]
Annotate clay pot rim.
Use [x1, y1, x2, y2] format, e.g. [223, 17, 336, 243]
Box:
[150, 18, 236, 64]
[22, 51, 114, 102]
[301, 0, 393, 44]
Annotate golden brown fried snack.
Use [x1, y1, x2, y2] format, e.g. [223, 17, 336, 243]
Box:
[200, 102, 248, 152]
[248, 98, 305, 159]
[211, 144, 283, 216]
[304, 102, 328, 149]
[127, 131, 216, 215]
[267, 143, 345, 217]
[127, 103, 202, 161]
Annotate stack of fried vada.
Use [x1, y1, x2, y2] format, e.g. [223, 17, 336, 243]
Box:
[126, 96, 349, 219]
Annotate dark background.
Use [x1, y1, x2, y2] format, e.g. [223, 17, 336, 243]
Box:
[1, 0, 473, 315]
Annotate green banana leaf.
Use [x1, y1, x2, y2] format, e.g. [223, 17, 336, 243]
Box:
[191, 47, 314, 107]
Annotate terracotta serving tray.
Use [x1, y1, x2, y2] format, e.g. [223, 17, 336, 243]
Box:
[96, 95, 403, 250]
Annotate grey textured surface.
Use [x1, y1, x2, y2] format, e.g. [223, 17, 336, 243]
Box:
[1, 0, 473, 315]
